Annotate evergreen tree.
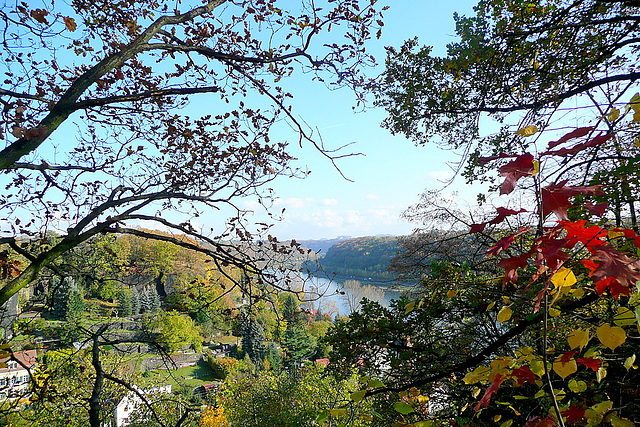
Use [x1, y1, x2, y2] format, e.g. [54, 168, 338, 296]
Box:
[282, 292, 300, 323]
[118, 288, 133, 317]
[265, 342, 283, 372]
[150, 288, 161, 312]
[139, 289, 151, 313]
[241, 317, 266, 369]
[283, 324, 316, 368]
[130, 286, 141, 315]
[50, 277, 85, 321]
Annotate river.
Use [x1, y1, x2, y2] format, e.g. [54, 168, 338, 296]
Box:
[280, 272, 402, 317]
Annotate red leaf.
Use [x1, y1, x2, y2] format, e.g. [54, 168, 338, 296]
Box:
[470, 223, 487, 233]
[487, 227, 529, 257]
[559, 350, 578, 364]
[562, 405, 586, 423]
[595, 277, 630, 298]
[524, 415, 557, 427]
[577, 357, 602, 372]
[541, 181, 603, 220]
[560, 220, 607, 248]
[498, 254, 530, 284]
[590, 246, 640, 290]
[542, 133, 613, 157]
[474, 374, 503, 411]
[511, 365, 536, 385]
[616, 228, 640, 248]
[581, 259, 598, 275]
[547, 126, 595, 149]
[531, 230, 570, 270]
[470, 207, 526, 234]
[478, 152, 517, 164]
[583, 202, 608, 217]
[499, 153, 535, 195]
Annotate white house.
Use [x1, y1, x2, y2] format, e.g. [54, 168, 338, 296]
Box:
[0, 349, 37, 400]
[112, 384, 172, 427]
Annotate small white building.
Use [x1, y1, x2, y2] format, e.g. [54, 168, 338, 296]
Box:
[0, 349, 37, 400]
[112, 384, 172, 427]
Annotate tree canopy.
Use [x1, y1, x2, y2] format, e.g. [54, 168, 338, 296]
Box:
[0, 0, 386, 307]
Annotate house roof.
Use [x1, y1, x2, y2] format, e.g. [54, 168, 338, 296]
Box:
[0, 350, 37, 372]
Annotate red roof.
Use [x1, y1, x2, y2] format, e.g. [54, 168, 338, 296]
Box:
[315, 358, 330, 366]
[0, 350, 37, 371]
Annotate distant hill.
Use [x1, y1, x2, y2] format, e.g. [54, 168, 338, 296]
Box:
[297, 236, 352, 255]
[303, 236, 400, 281]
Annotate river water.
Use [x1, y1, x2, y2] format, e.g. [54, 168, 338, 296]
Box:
[280, 272, 402, 317]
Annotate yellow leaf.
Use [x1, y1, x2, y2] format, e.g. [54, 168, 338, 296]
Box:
[549, 307, 561, 317]
[568, 379, 587, 393]
[591, 400, 613, 414]
[515, 125, 538, 137]
[597, 366, 608, 383]
[329, 409, 347, 417]
[532, 160, 539, 176]
[463, 366, 491, 384]
[609, 414, 635, 427]
[553, 354, 577, 379]
[630, 93, 640, 113]
[500, 420, 514, 427]
[567, 329, 590, 350]
[529, 358, 546, 377]
[497, 306, 513, 323]
[596, 324, 626, 350]
[494, 415, 502, 422]
[487, 301, 496, 311]
[447, 289, 459, 298]
[502, 296, 510, 304]
[606, 107, 620, 122]
[624, 354, 636, 371]
[614, 307, 636, 327]
[551, 267, 577, 288]
[634, 110, 640, 123]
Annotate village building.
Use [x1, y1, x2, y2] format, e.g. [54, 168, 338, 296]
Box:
[0, 349, 37, 400]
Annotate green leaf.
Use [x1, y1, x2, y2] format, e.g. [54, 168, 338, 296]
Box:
[368, 379, 385, 388]
[405, 301, 416, 314]
[329, 408, 347, 417]
[614, 307, 636, 326]
[316, 410, 329, 423]
[393, 401, 415, 415]
[350, 390, 366, 403]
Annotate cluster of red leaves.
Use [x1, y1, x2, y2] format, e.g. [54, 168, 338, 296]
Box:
[469, 126, 640, 419]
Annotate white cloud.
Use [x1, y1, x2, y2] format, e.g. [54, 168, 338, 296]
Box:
[274, 197, 315, 209]
[426, 170, 454, 181]
[323, 198, 338, 206]
[366, 194, 379, 200]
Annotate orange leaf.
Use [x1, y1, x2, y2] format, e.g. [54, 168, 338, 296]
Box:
[63, 16, 77, 32]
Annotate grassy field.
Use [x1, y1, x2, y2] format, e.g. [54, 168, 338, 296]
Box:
[143, 360, 218, 392]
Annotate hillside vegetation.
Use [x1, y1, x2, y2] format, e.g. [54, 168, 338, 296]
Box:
[304, 236, 399, 281]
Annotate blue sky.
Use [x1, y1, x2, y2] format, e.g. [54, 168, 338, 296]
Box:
[2, 1, 487, 242]
[239, 0, 486, 240]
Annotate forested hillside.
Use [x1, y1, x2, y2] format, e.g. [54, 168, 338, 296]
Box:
[305, 236, 400, 281]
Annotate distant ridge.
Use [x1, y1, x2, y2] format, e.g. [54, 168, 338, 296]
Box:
[302, 236, 400, 281]
[297, 236, 352, 255]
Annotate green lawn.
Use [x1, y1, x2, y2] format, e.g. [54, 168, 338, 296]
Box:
[143, 360, 219, 392]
